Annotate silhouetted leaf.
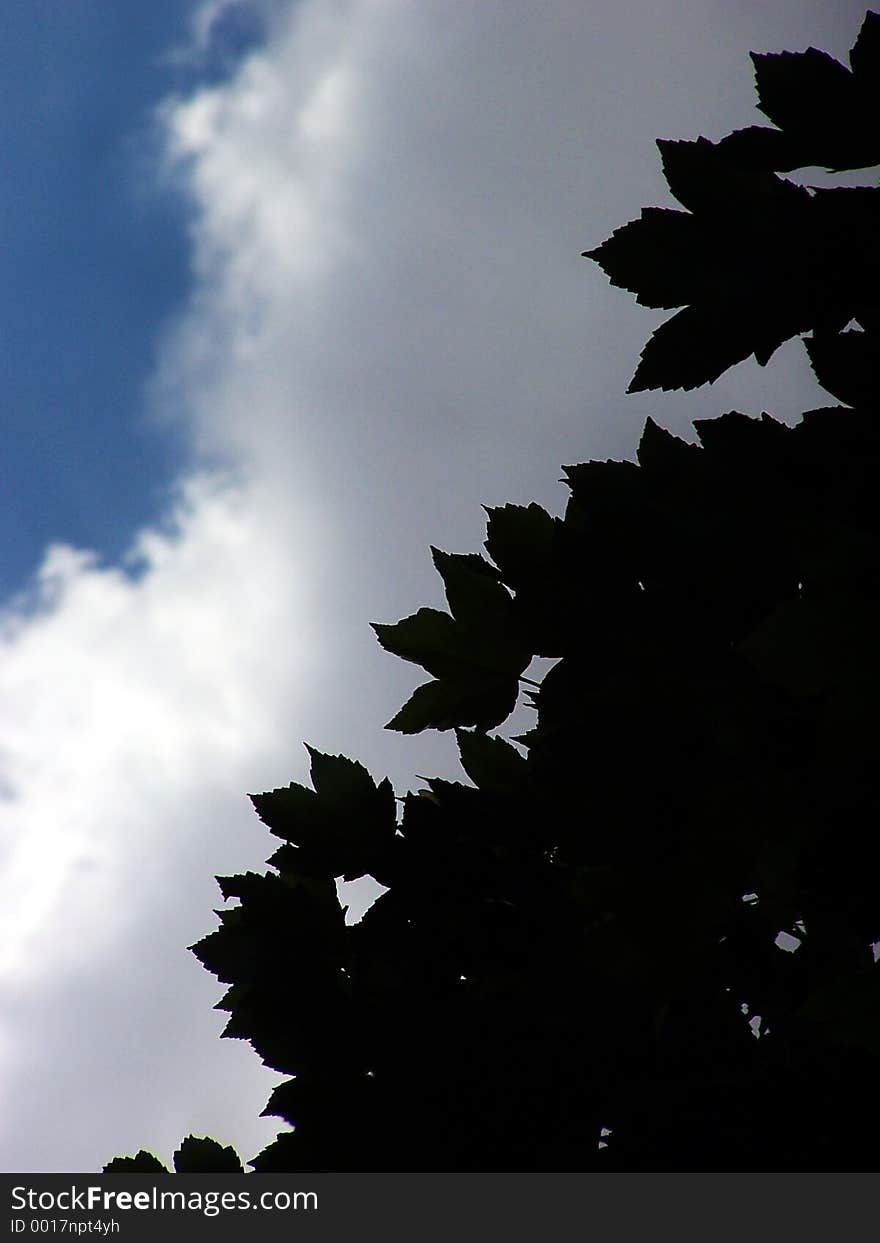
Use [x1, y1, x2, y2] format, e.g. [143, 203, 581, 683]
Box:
[804, 330, 880, 408]
[173, 1135, 244, 1173]
[850, 10, 880, 83]
[636, 417, 700, 473]
[372, 607, 527, 681]
[103, 1151, 168, 1173]
[749, 27, 880, 171]
[455, 728, 528, 792]
[386, 674, 519, 733]
[657, 137, 806, 214]
[752, 47, 856, 156]
[430, 547, 509, 629]
[482, 503, 579, 655]
[691, 410, 790, 459]
[249, 748, 396, 881]
[249, 1132, 302, 1173]
[628, 303, 777, 392]
[715, 125, 808, 172]
[374, 583, 529, 734]
[191, 870, 345, 998]
[484, 503, 558, 585]
[585, 208, 701, 309]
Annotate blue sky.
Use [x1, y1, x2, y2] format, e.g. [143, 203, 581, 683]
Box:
[0, 0, 872, 1174]
[0, 0, 271, 594]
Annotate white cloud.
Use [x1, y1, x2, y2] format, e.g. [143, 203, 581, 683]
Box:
[0, 0, 870, 1170]
[0, 471, 324, 1169]
[0, 472, 318, 972]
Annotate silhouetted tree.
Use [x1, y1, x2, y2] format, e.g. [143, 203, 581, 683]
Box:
[109, 11, 880, 1173]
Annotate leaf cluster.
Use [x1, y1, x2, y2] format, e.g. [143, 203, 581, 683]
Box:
[109, 12, 880, 1172]
[586, 12, 880, 392]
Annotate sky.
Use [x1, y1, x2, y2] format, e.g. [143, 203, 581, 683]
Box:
[0, 0, 871, 1172]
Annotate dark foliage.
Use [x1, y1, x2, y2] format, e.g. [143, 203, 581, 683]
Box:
[586, 12, 880, 392]
[104, 1137, 243, 1174]
[109, 13, 880, 1172]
